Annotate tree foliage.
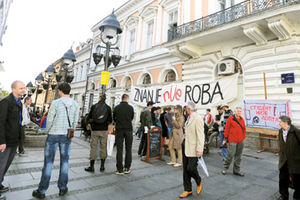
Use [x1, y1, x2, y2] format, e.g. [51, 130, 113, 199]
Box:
[0, 88, 9, 100]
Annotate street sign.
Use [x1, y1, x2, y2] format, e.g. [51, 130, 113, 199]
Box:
[101, 71, 110, 85]
[281, 73, 295, 84]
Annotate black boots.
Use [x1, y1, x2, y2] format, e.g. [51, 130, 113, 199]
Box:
[85, 159, 105, 172]
[100, 159, 105, 172]
[84, 160, 95, 172]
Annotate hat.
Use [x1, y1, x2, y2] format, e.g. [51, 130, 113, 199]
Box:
[217, 105, 223, 110]
[147, 101, 154, 106]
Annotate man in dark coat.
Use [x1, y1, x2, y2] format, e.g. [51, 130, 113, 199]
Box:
[277, 116, 300, 200]
[113, 94, 134, 174]
[0, 81, 26, 200]
[138, 101, 153, 157]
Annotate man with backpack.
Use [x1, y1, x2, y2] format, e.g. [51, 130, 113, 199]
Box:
[221, 107, 246, 177]
[85, 94, 112, 172]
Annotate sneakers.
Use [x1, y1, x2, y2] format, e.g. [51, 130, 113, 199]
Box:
[233, 172, 244, 177]
[115, 170, 124, 175]
[173, 163, 182, 167]
[124, 168, 131, 174]
[222, 169, 227, 175]
[59, 188, 68, 196]
[19, 150, 25, 155]
[167, 161, 176, 166]
[0, 185, 9, 193]
[32, 190, 45, 199]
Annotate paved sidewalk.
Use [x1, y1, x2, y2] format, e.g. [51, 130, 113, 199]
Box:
[1, 131, 290, 200]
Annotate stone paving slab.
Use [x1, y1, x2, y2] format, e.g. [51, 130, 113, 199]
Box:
[1, 131, 294, 200]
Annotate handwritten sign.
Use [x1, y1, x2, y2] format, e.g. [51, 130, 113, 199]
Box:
[131, 74, 239, 107]
[244, 100, 291, 130]
[142, 127, 164, 164]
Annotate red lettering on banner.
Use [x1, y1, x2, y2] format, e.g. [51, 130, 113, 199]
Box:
[163, 86, 182, 103]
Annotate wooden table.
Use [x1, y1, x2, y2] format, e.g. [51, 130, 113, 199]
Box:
[246, 127, 280, 152]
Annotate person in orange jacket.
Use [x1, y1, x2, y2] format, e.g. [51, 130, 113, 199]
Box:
[221, 107, 246, 176]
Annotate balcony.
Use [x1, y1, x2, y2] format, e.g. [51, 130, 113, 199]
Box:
[167, 0, 300, 42]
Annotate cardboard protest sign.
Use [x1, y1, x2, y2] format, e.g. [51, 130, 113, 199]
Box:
[244, 100, 291, 130]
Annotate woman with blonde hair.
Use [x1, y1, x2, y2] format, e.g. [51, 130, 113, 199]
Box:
[167, 105, 185, 167]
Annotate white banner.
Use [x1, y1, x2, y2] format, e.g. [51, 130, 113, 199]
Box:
[244, 100, 291, 130]
[130, 74, 239, 107]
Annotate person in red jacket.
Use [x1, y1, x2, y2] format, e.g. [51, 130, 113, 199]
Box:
[221, 107, 246, 176]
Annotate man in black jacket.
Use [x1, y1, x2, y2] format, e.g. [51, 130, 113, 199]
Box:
[138, 101, 154, 157]
[113, 94, 134, 174]
[0, 81, 26, 200]
[85, 94, 112, 172]
[277, 116, 300, 200]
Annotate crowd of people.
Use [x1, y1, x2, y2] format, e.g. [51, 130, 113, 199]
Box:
[0, 80, 299, 200]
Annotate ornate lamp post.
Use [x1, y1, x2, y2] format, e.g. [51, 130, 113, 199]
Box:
[42, 64, 56, 114]
[92, 11, 122, 95]
[33, 73, 44, 113]
[55, 48, 76, 99]
[26, 81, 35, 97]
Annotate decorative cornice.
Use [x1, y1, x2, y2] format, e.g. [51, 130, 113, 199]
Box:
[266, 15, 293, 41]
[168, 45, 190, 61]
[243, 23, 268, 45]
[178, 42, 202, 59]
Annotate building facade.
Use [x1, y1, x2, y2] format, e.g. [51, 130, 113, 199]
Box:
[0, 0, 13, 46]
[84, 0, 300, 146]
[70, 40, 92, 116]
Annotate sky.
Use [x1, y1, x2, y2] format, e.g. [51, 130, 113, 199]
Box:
[0, 0, 128, 91]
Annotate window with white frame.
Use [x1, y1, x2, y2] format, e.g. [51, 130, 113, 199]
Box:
[168, 10, 178, 28]
[164, 70, 176, 83]
[146, 21, 154, 49]
[129, 29, 136, 54]
[81, 65, 86, 81]
[125, 77, 132, 88]
[142, 74, 151, 85]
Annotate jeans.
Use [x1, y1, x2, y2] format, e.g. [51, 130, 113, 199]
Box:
[219, 131, 227, 157]
[116, 129, 133, 172]
[168, 127, 172, 138]
[38, 135, 71, 194]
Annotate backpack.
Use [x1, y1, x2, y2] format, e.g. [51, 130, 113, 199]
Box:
[92, 101, 108, 124]
[223, 109, 233, 127]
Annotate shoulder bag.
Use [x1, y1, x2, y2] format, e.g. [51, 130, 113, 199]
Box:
[64, 104, 74, 139]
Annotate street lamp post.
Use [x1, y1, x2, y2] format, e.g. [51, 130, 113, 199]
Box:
[33, 73, 44, 113]
[55, 48, 76, 99]
[26, 81, 35, 97]
[42, 64, 56, 114]
[92, 11, 122, 95]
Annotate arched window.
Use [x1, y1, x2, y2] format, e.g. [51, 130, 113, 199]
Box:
[142, 74, 151, 84]
[110, 79, 117, 88]
[125, 77, 132, 88]
[164, 70, 176, 82]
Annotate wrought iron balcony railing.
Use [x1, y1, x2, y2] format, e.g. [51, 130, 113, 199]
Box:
[167, 0, 300, 42]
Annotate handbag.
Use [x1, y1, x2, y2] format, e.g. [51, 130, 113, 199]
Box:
[64, 105, 74, 139]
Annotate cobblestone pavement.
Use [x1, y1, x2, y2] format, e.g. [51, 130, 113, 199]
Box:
[1, 131, 291, 200]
